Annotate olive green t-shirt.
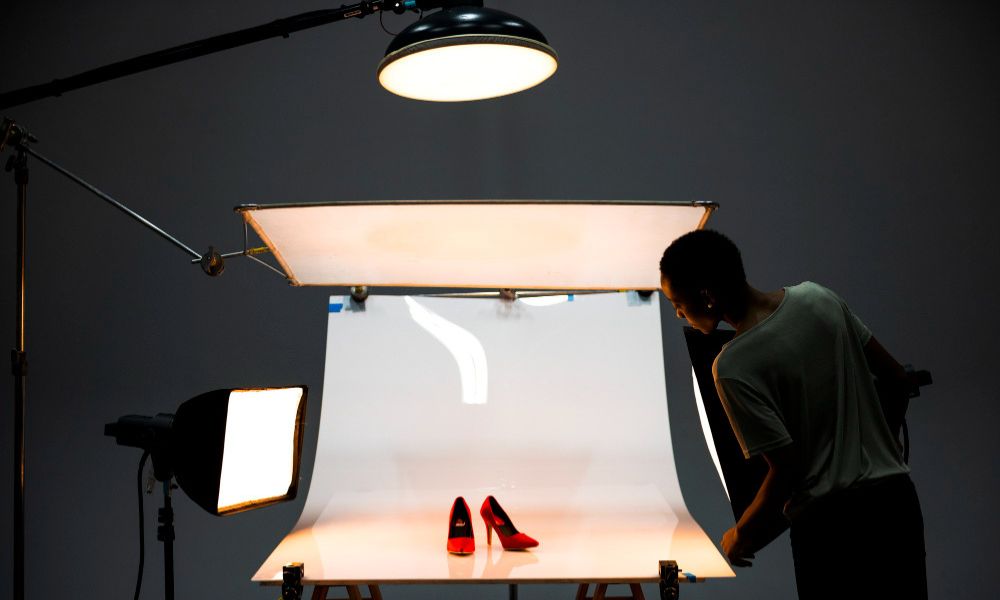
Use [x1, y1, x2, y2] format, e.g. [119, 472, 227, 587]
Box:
[713, 281, 909, 518]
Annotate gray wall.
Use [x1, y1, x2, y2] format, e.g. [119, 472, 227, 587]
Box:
[1, 1, 997, 598]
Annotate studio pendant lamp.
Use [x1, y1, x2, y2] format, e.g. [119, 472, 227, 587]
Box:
[0, 1, 557, 110]
[378, 2, 559, 101]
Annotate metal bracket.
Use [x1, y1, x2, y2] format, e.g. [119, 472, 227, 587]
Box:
[1, 118, 38, 154]
[281, 563, 304, 600]
[10, 350, 26, 376]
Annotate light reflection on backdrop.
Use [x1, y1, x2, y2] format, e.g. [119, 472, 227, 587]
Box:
[405, 296, 488, 405]
[692, 368, 729, 501]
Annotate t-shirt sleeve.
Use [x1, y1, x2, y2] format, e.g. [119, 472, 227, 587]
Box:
[819, 283, 872, 346]
[849, 308, 873, 346]
[715, 376, 793, 459]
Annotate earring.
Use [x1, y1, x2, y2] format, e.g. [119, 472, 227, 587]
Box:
[706, 303, 714, 310]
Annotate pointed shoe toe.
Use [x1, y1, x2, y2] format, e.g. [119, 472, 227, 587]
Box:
[447, 536, 476, 555]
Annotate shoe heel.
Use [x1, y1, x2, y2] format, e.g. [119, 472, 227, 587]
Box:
[485, 518, 493, 546]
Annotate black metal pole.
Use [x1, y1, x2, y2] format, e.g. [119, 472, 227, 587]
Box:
[20, 146, 203, 261]
[10, 147, 28, 600]
[0, 1, 391, 110]
[158, 481, 175, 600]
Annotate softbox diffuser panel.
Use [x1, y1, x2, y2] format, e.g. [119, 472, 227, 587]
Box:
[238, 201, 713, 289]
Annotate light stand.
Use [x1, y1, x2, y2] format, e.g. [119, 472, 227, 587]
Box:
[104, 386, 307, 599]
[7, 127, 27, 600]
[158, 480, 176, 600]
[1, 117, 280, 600]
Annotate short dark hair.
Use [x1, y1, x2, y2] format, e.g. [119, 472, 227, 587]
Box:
[659, 229, 746, 301]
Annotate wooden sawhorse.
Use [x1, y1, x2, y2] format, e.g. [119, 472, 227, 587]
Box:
[575, 583, 646, 600]
[310, 584, 383, 600]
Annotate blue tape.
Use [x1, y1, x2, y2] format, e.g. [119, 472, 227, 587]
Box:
[626, 290, 646, 306]
[683, 572, 697, 582]
[329, 302, 344, 313]
[568, 294, 575, 302]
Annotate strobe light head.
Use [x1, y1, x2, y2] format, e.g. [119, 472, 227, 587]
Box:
[378, 2, 558, 102]
[105, 385, 307, 516]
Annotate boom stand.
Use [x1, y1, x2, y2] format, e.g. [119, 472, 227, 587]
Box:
[1, 117, 276, 600]
[0, 3, 484, 598]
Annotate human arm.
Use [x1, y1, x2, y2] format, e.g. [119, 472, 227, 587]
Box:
[720, 442, 796, 566]
[864, 336, 906, 386]
[863, 334, 920, 450]
[713, 376, 795, 565]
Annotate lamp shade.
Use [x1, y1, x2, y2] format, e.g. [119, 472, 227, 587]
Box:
[378, 6, 558, 101]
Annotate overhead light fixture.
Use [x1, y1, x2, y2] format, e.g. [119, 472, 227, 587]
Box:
[378, 2, 558, 101]
[105, 386, 308, 515]
[0, 1, 556, 110]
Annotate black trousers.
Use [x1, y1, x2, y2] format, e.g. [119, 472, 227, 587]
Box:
[789, 474, 927, 600]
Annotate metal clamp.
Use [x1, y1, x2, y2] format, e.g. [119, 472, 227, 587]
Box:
[659, 560, 679, 600]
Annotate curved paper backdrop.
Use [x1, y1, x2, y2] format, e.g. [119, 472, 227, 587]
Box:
[254, 292, 733, 583]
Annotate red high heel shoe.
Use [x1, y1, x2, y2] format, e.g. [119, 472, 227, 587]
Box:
[447, 497, 475, 555]
[480, 496, 538, 550]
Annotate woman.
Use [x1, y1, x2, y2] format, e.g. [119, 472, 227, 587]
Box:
[659, 229, 926, 599]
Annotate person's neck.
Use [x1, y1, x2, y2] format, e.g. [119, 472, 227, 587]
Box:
[723, 285, 784, 336]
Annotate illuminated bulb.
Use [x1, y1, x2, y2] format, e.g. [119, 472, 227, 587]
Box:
[379, 39, 557, 102]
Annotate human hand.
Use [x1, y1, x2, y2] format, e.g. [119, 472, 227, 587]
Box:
[721, 527, 755, 567]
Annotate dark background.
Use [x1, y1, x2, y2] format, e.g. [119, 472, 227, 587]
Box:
[1, 1, 997, 598]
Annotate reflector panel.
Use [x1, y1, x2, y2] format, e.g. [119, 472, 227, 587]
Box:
[240, 201, 713, 289]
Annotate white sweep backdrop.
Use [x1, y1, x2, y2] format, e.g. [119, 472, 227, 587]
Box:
[254, 292, 732, 583]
